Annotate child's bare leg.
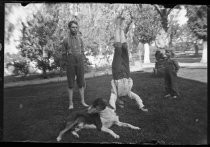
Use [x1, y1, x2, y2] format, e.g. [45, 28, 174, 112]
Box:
[109, 90, 118, 110]
[115, 16, 126, 43]
[129, 91, 148, 112]
[120, 26, 127, 43]
[114, 17, 121, 42]
[109, 80, 118, 110]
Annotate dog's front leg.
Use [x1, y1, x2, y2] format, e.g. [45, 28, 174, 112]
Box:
[57, 125, 73, 142]
[116, 121, 141, 130]
[83, 124, 97, 129]
[101, 126, 120, 139]
[71, 130, 80, 138]
[71, 122, 85, 138]
[71, 124, 97, 138]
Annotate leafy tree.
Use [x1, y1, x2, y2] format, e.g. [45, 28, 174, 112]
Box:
[30, 4, 136, 70]
[134, 5, 161, 44]
[5, 52, 30, 76]
[153, 4, 183, 50]
[133, 4, 162, 63]
[186, 5, 207, 63]
[12, 60, 30, 76]
[17, 6, 58, 78]
[186, 5, 207, 41]
[167, 9, 185, 48]
[4, 52, 24, 64]
[79, 4, 116, 57]
[171, 23, 200, 56]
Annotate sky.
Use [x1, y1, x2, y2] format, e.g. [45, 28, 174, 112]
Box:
[5, 3, 42, 54]
[4, 3, 188, 54]
[170, 6, 188, 25]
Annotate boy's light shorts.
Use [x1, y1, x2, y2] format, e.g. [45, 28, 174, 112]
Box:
[112, 78, 133, 97]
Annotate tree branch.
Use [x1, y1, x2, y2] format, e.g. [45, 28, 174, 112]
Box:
[124, 20, 133, 35]
[153, 4, 162, 17]
[124, 9, 134, 34]
[136, 4, 142, 13]
[166, 8, 173, 16]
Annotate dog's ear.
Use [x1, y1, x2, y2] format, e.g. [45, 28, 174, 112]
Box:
[92, 98, 102, 107]
[103, 99, 115, 109]
[92, 98, 114, 110]
[107, 103, 115, 109]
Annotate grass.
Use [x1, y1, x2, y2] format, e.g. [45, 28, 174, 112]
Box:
[3, 71, 66, 84]
[3, 68, 207, 144]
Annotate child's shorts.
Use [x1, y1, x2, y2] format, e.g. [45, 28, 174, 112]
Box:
[113, 78, 133, 97]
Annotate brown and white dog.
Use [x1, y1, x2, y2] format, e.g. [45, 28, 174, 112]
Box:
[56, 98, 140, 142]
[56, 98, 110, 142]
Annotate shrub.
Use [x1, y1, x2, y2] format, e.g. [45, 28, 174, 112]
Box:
[12, 60, 29, 76]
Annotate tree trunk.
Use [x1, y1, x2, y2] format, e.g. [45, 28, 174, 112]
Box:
[200, 40, 207, 63]
[155, 29, 170, 49]
[99, 43, 102, 55]
[42, 67, 47, 79]
[42, 58, 48, 79]
[137, 43, 143, 69]
[132, 42, 143, 71]
[59, 61, 64, 77]
[129, 52, 133, 64]
[169, 33, 173, 48]
[138, 45, 142, 69]
[144, 43, 150, 63]
[194, 42, 199, 57]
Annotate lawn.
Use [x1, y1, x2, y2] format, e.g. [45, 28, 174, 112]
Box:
[3, 68, 207, 144]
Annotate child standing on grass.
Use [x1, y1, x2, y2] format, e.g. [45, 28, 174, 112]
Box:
[163, 50, 180, 99]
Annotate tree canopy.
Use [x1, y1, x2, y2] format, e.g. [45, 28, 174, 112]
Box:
[186, 5, 207, 41]
[4, 3, 208, 76]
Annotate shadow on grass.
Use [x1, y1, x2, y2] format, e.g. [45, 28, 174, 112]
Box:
[3, 71, 207, 144]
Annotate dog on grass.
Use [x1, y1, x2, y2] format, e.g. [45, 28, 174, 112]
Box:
[56, 98, 140, 142]
[56, 98, 109, 142]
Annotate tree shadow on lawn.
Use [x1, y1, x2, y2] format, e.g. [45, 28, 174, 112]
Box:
[3, 71, 207, 144]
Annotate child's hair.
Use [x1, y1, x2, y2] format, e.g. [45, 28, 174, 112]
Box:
[68, 20, 78, 28]
[155, 50, 165, 60]
[165, 50, 175, 58]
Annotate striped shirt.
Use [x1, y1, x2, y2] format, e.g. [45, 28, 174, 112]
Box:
[62, 33, 84, 55]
